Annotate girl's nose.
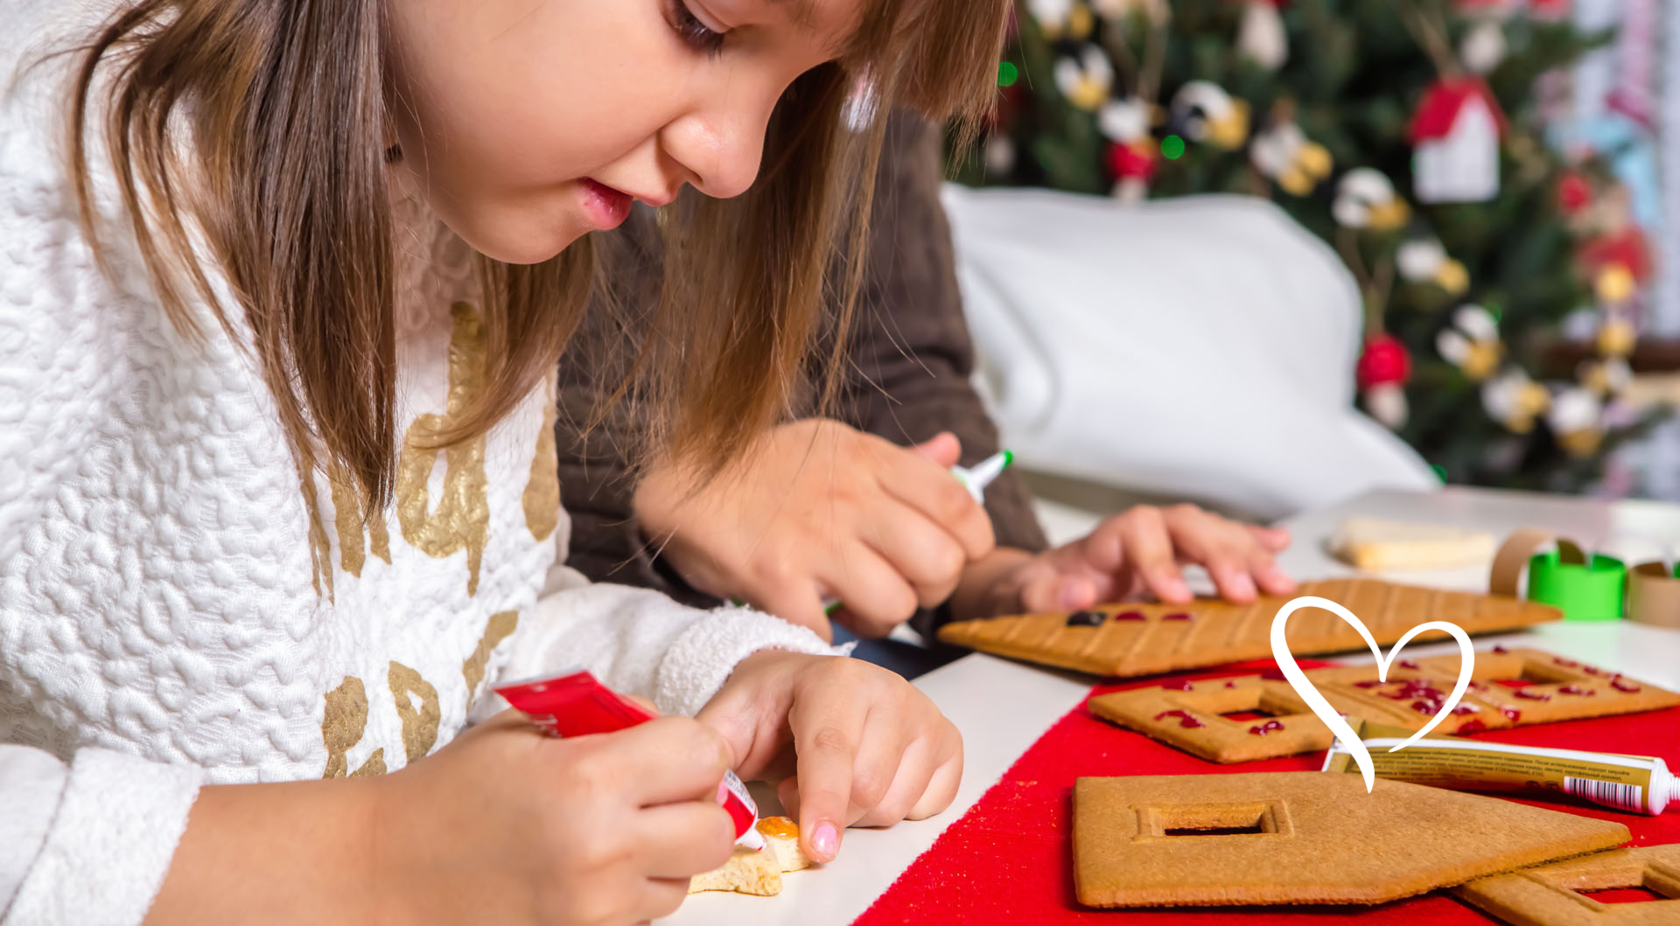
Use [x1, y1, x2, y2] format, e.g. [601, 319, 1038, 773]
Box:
[662, 96, 775, 201]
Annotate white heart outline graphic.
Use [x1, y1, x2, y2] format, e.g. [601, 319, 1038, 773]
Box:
[1269, 596, 1475, 793]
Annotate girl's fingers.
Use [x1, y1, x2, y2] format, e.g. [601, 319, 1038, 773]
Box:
[1250, 524, 1293, 552]
[1255, 559, 1297, 595]
[861, 501, 970, 608]
[787, 695, 870, 863]
[750, 578, 834, 643]
[1115, 508, 1191, 603]
[816, 546, 919, 638]
[640, 877, 698, 924]
[606, 718, 732, 808]
[876, 451, 996, 562]
[908, 749, 964, 821]
[851, 735, 934, 828]
[632, 801, 737, 879]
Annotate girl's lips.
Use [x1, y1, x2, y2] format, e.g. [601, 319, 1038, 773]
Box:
[579, 179, 633, 230]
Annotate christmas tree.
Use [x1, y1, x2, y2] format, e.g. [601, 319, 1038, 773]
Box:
[967, 0, 1667, 493]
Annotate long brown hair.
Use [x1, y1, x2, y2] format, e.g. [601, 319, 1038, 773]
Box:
[66, 0, 1007, 510]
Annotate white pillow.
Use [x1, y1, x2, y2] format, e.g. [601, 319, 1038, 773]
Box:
[942, 186, 1438, 521]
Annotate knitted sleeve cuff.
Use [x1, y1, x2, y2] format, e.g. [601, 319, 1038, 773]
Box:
[6, 749, 204, 926]
[654, 606, 848, 717]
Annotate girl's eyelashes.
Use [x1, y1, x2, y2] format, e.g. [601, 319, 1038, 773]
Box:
[667, 0, 728, 57]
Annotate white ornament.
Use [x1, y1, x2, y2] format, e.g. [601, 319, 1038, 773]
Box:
[1237, 1, 1288, 71]
[1334, 168, 1407, 229]
[1054, 45, 1114, 112]
[1098, 98, 1151, 142]
[1548, 386, 1603, 437]
[984, 135, 1017, 177]
[1028, 0, 1077, 27]
[1460, 21, 1507, 75]
[1365, 383, 1409, 429]
[1481, 369, 1549, 433]
[1397, 239, 1448, 282]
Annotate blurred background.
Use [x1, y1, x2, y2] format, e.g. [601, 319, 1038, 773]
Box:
[934, 0, 1678, 540]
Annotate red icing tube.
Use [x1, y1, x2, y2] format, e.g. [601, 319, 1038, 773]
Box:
[495, 669, 765, 850]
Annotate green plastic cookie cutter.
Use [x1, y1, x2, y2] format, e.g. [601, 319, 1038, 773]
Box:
[1526, 540, 1626, 622]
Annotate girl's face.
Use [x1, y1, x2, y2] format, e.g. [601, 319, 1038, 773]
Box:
[387, 0, 861, 264]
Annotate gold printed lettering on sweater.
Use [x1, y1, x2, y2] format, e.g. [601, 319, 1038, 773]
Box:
[522, 373, 560, 542]
[389, 661, 441, 765]
[321, 676, 384, 779]
[328, 461, 392, 578]
[396, 302, 491, 595]
[462, 611, 520, 704]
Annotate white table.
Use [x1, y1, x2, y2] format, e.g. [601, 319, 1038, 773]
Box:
[663, 487, 1680, 925]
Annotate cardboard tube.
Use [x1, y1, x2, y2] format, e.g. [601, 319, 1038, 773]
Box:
[1628, 562, 1680, 629]
[1488, 530, 1624, 621]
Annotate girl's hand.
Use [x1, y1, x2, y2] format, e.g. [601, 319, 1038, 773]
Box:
[697, 652, 963, 864]
[151, 712, 735, 926]
[954, 505, 1296, 620]
[373, 712, 737, 925]
[634, 419, 996, 641]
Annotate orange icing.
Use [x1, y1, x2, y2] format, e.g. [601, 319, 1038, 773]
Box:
[756, 816, 799, 839]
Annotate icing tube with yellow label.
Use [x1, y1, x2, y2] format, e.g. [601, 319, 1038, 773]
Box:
[1323, 717, 1679, 815]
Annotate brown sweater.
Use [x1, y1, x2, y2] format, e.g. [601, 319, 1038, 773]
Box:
[557, 112, 1049, 613]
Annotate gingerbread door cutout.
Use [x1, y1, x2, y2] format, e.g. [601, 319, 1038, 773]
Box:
[1073, 772, 1630, 908]
[1458, 844, 1680, 925]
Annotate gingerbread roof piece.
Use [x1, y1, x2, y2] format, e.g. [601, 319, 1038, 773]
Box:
[937, 579, 1560, 678]
[1458, 843, 1680, 925]
[1074, 772, 1630, 908]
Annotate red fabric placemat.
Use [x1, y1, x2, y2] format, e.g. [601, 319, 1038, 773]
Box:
[856, 659, 1680, 925]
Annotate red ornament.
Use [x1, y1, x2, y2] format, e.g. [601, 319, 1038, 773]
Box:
[1107, 139, 1157, 182]
[1357, 335, 1412, 390]
[1556, 171, 1592, 214]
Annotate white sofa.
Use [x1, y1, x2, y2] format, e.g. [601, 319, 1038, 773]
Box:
[941, 186, 1438, 528]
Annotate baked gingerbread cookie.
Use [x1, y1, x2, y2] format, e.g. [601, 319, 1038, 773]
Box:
[688, 817, 813, 896]
[1088, 648, 1680, 764]
[1457, 842, 1680, 925]
[1073, 772, 1630, 908]
[937, 579, 1559, 677]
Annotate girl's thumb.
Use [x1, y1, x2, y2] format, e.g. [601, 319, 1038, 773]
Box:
[910, 432, 963, 469]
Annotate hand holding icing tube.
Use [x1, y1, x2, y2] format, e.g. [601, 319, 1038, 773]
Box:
[1324, 716, 1680, 815]
[817, 450, 1014, 615]
[496, 669, 766, 849]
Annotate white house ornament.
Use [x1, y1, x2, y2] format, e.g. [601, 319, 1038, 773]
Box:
[1250, 121, 1333, 196]
[1170, 82, 1251, 151]
[1396, 237, 1471, 296]
[1481, 369, 1550, 433]
[1410, 78, 1506, 204]
[1237, 0, 1288, 71]
[1055, 45, 1114, 112]
[1436, 305, 1505, 382]
[1334, 169, 1411, 230]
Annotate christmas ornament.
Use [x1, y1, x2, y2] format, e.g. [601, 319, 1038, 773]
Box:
[1410, 78, 1506, 204]
[1091, 0, 1168, 22]
[984, 133, 1017, 177]
[1436, 305, 1505, 382]
[1100, 98, 1157, 202]
[1481, 368, 1550, 434]
[1237, 0, 1288, 71]
[1595, 311, 1637, 358]
[1249, 120, 1332, 196]
[1396, 237, 1471, 295]
[1356, 335, 1412, 429]
[1333, 169, 1411, 230]
[1547, 386, 1605, 458]
[1029, 0, 1096, 41]
[1556, 171, 1593, 215]
[1594, 264, 1638, 307]
[1577, 356, 1633, 398]
[1459, 20, 1506, 75]
[1526, 0, 1570, 22]
[1054, 44, 1114, 112]
[1169, 81, 1251, 151]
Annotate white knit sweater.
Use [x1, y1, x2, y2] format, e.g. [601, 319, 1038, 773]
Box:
[0, 4, 838, 924]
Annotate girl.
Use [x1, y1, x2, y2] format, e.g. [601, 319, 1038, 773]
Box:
[0, 1, 1006, 924]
